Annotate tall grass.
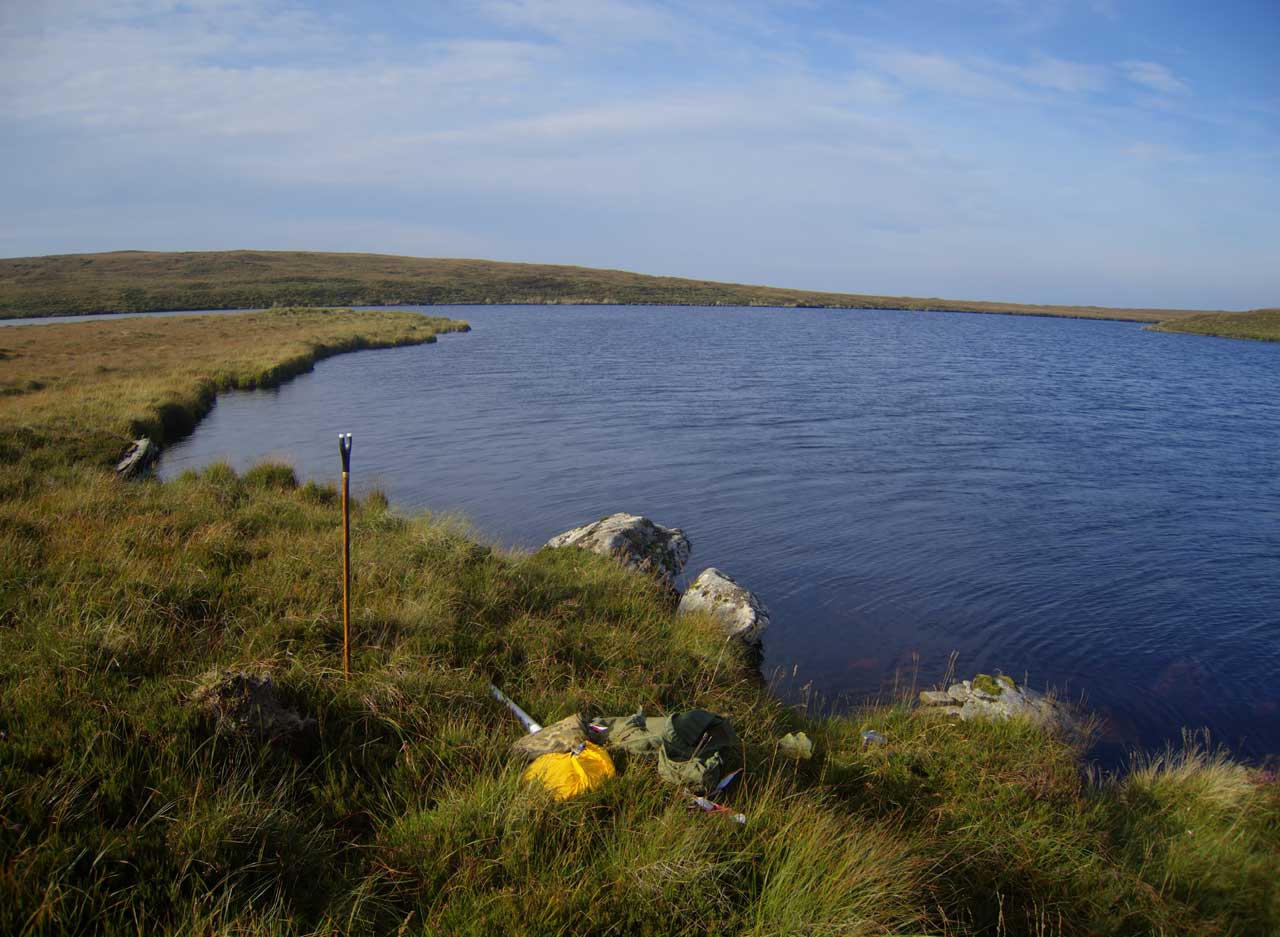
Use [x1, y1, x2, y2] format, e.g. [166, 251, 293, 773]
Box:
[0, 310, 1275, 935]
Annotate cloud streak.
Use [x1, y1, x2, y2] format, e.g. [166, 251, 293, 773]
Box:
[1121, 60, 1188, 95]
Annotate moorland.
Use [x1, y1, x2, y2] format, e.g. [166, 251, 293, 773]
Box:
[0, 307, 1276, 936]
[0, 250, 1243, 328]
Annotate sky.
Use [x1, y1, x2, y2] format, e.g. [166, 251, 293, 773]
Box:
[1, 0, 1277, 309]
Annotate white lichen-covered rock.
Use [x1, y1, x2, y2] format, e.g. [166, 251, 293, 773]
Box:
[115, 437, 160, 478]
[918, 674, 1071, 732]
[545, 513, 691, 589]
[677, 567, 770, 643]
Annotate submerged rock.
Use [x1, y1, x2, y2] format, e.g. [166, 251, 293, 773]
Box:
[191, 671, 318, 750]
[918, 673, 1072, 732]
[115, 437, 160, 478]
[545, 513, 691, 589]
[676, 567, 771, 643]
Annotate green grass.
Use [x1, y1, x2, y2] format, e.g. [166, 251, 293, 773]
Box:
[1150, 307, 1280, 342]
[0, 310, 1276, 935]
[0, 249, 1230, 324]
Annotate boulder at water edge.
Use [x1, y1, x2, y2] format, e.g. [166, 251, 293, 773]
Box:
[677, 567, 771, 643]
[115, 437, 159, 478]
[544, 513, 691, 589]
[919, 673, 1072, 732]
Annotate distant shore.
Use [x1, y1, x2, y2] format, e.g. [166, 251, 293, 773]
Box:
[1149, 307, 1280, 342]
[0, 248, 1245, 328]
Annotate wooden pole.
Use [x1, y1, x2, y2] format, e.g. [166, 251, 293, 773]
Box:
[339, 433, 353, 675]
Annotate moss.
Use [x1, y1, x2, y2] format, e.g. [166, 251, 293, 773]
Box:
[972, 673, 1005, 696]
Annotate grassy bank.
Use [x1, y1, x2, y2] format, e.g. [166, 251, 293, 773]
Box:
[1150, 307, 1280, 342]
[1, 311, 1276, 935]
[0, 249, 1224, 325]
[0, 307, 467, 492]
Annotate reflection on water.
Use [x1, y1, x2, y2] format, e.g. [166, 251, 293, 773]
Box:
[160, 305, 1280, 763]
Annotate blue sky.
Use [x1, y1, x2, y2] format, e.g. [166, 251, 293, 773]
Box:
[1, 0, 1276, 308]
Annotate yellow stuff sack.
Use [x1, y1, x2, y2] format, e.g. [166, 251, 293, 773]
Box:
[522, 742, 616, 800]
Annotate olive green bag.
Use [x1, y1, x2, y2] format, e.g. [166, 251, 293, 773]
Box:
[595, 709, 740, 794]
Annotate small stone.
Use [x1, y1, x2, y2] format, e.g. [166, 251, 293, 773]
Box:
[676, 567, 771, 643]
[861, 729, 888, 746]
[545, 513, 691, 589]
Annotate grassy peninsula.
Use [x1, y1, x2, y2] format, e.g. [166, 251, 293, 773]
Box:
[0, 249, 1228, 325]
[1150, 307, 1280, 342]
[2, 310, 1277, 936]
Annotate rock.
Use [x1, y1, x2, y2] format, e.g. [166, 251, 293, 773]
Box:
[860, 729, 888, 746]
[918, 673, 1072, 732]
[115, 437, 159, 478]
[676, 567, 771, 643]
[191, 671, 318, 750]
[545, 513, 691, 589]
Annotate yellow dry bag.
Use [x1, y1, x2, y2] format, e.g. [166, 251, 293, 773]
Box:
[522, 741, 616, 800]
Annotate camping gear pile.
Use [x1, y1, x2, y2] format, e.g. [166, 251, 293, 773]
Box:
[490, 684, 746, 821]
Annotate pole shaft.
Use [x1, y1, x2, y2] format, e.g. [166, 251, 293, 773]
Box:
[342, 469, 351, 675]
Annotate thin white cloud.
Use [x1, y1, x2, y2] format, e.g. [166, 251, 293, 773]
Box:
[1121, 60, 1187, 94]
[476, 0, 680, 43]
[871, 50, 1028, 100]
[1022, 55, 1107, 93]
[1123, 142, 1196, 163]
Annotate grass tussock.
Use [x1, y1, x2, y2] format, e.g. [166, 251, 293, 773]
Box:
[0, 248, 1225, 323]
[0, 310, 1276, 935]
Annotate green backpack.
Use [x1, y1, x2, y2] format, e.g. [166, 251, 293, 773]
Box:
[595, 709, 740, 794]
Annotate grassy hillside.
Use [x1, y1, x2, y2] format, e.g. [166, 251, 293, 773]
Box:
[1150, 307, 1280, 342]
[0, 249, 1224, 324]
[1, 310, 1276, 935]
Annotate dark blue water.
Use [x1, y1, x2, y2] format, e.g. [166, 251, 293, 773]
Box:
[159, 305, 1280, 762]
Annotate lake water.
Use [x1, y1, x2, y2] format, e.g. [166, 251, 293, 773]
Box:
[159, 305, 1280, 764]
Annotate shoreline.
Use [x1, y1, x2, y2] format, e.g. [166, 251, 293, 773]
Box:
[1, 248, 1241, 327]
